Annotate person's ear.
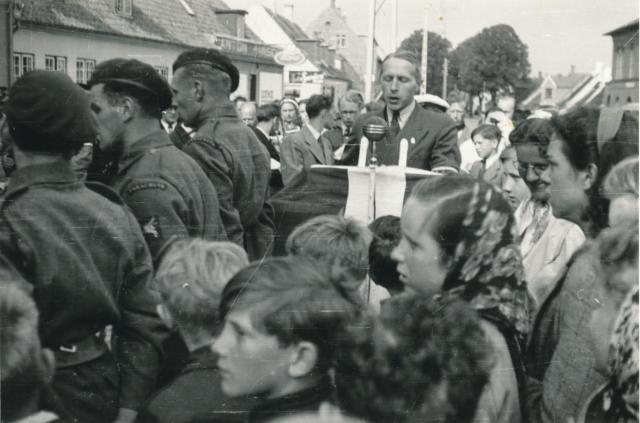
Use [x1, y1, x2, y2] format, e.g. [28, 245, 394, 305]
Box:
[119, 96, 136, 122]
[194, 80, 205, 102]
[288, 341, 318, 378]
[581, 163, 598, 191]
[157, 304, 175, 330]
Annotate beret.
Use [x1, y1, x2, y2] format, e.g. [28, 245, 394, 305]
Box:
[173, 48, 239, 92]
[7, 70, 96, 153]
[89, 58, 173, 111]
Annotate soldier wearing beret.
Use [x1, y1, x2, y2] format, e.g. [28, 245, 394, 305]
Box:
[87, 58, 227, 260]
[171, 48, 274, 260]
[0, 70, 167, 423]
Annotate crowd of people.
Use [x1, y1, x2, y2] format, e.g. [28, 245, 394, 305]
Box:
[0, 45, 638, 423]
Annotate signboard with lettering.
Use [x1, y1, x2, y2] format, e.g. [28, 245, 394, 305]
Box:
[274, 47, 305, 66]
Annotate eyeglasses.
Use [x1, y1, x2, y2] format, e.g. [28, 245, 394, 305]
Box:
[517, 162, 549, 177]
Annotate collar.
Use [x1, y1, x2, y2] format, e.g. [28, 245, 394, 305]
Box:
[198, 103, 238, 127]
[117, 130, 174, 174]
[12, 411, 59, 423]
[249, 376, 333, 423]
[5, 161, 78, 198]
[257, 126, 270, 139]
[385, 101, 416, 129]
[305, 123, 322, 141]
[484, 150, 501, 169]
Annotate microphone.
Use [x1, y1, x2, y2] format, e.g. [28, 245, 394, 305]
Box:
[362, 116, 388, 143]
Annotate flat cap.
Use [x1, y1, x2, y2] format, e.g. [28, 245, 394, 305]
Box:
[7, 70, 96, 153]
[173, 48, 239, 92]
[88, 58, 173, 111]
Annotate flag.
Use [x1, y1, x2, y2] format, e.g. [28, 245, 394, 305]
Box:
[270, 165, 439, 256]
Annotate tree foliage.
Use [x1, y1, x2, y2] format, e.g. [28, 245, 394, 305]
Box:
[399, 30, 452, 97]
[449, 24, 530, 97]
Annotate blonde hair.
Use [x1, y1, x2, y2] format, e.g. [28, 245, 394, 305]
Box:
[603, 156, 639, 199]
[153, 239, 248, 334]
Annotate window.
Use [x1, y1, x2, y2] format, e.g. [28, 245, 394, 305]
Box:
[45, 55, 67, 73]
[13, 52, 34, 78]
[335, 34, 346, 48]
[544, 87, 553, 99]
[76, 58, 96, 84]
[115, 0, 132, 16]
[154, 66, 169, 80]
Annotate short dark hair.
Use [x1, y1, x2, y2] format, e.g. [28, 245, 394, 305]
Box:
[380, 50, 421, 86]
[550, 107, 603, 234]
[219, 257, 362, 372]
[509, 118, 554, 157]
[256, 104, 280, 123]
[305, 95, 333, 120]
[471, 124, 502, 143]
[335, 295, 492, 423]
[89, 58, 172, 119]
[368, 215, 404, 294]
[447, 90, 466, 106]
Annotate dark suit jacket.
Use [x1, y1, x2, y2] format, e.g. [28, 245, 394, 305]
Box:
[138, 348, 261, 423]
[280, 125, 334, 186]
[346, 102, 460, 171]
[469, 158, 505, 189]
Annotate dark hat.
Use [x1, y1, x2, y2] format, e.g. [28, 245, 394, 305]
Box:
[88, 58, 173, 111]
[172, 48, 239, 92]
[6, 70, 96, 153]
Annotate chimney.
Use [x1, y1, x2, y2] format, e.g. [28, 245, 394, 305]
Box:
[570, 65, 575, 75]
[297, 39, 322, 62]
[215, 9, 248, 39]
[331, 0, 336, 8]
[328, 46, 336, 65]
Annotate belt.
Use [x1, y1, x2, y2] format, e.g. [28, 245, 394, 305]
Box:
[54, 331, 109, 369]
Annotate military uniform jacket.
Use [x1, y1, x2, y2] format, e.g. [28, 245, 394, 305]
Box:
[0, 161, 166, 409]
[177, 104, 275, 261]
[112, 131, 227, 260]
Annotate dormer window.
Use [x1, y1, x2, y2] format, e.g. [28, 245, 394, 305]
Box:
[116, 0, 132, 16]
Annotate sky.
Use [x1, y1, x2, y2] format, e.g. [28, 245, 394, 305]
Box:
[261, 0, 639, 77]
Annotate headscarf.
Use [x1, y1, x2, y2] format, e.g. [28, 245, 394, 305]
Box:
[608, 286, 639, 419]
[438, 181, 532, 338]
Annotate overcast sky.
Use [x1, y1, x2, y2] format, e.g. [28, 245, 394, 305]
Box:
[262, 0, 639, 77]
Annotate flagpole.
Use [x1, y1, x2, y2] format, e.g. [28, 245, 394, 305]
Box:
[420, 3, 428, 95]
[364, 0, 376, 102]
[391, 0, 398, 50]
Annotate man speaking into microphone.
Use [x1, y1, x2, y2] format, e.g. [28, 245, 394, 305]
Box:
[346, 50, 460, 172]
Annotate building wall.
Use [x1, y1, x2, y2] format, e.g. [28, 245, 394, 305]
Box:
[307, 10, 366, 76]
[14, 25, 282, 97]
[1, 1, 11, 87]
[611, 29, 639, 81]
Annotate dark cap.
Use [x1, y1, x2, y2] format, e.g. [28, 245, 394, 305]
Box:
[172, 48, 239, 92]
[6, 70, 96, 153]
[88, 58, 173, 111]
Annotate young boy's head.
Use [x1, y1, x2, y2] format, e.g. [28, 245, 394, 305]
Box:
[471, 124, 502, 160]
[1, 284, 55, 422]
[212, 256, 361, 399]
[285, 215, 372, 292]
[368, 215, 404, 295]
[153, 239, 248, 341]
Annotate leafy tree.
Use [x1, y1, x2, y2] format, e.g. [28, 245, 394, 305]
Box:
[449, 24, 530, 98]
[399, 30, 453, 97]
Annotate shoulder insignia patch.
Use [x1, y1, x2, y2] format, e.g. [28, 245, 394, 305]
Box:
[127, 182, 168, 195]
[141, 216, 161, 239]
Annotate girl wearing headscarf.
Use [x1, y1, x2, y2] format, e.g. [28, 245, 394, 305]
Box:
[392, 175, 532, 423]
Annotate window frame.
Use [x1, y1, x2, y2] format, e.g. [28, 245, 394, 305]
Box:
[115, 0, 132, 16]
[13, 52, 34, 78]
[45, 55, 67, 73]
[76, 58, 96, 84]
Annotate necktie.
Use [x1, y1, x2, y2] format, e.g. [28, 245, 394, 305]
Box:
[479, 159, 487, 178]
[389, 110, 400, 139]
